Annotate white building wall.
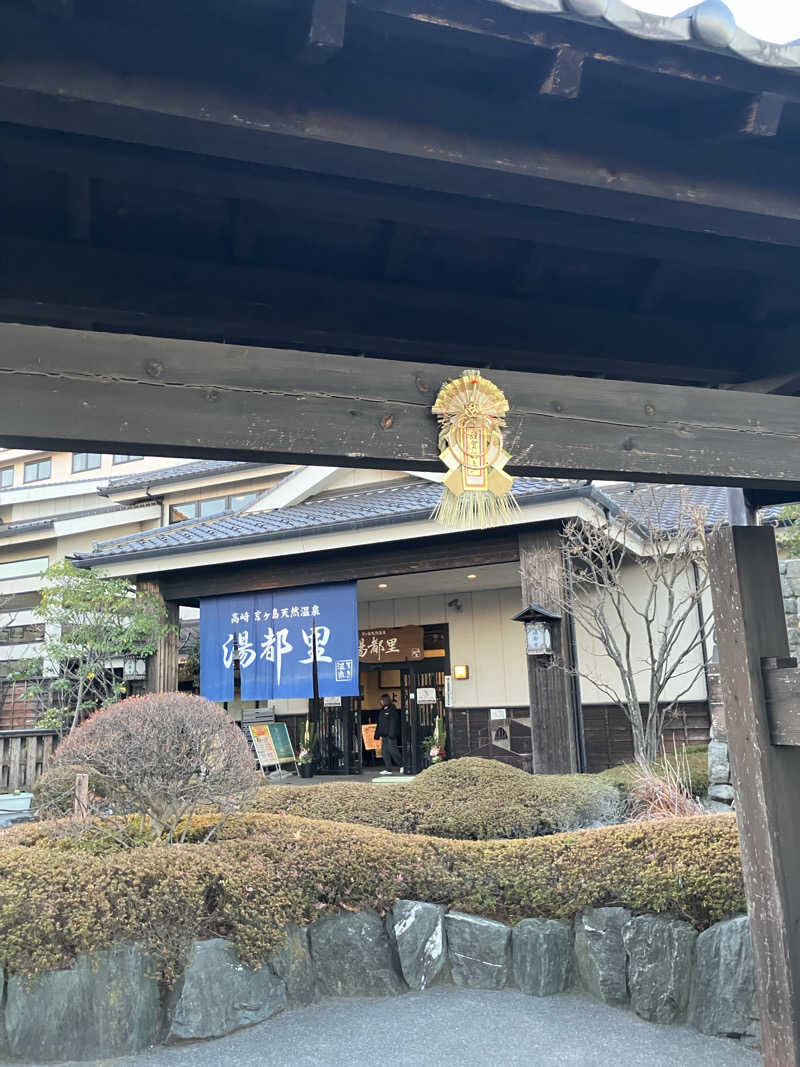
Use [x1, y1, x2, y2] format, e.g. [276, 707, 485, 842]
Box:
[358, 587, 528, 708]
[574, 560, 709, 705]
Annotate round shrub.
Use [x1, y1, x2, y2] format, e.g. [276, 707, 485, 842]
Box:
[252, 756, 625, 839]
[413, 758, 625, 838]
[49, 692, 259, 840]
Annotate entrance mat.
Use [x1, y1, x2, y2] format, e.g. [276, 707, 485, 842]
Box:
[370, 776, 417, 785]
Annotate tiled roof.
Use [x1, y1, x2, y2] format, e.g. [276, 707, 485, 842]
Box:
[601, 482, 785, 529]
[71, 474, 795, 568]
[74, 477, 585, 564]
[0, 502, 158, 540]
[601, 482, 732, 529]
[104, 460, 261, 492]
[503, 1, 800, 71]
[0, 476, 103, 496]
[0, 517, 53, 537]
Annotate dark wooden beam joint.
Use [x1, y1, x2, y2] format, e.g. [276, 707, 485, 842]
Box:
[740, 92, 786, 138]
[539, 47, 585, 100]
[301, 0, 348, 63]
[763, 657, 800, 746]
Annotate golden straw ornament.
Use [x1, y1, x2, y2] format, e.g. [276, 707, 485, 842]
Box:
[431, 370, 518, 529]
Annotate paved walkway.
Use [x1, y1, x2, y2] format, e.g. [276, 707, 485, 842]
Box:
[46, 988, 761, 1067]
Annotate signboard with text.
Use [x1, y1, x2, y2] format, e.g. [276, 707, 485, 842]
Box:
[358, 625, 424, 663]
[200, 582, 359, 701]
[249, 722, 298, 772]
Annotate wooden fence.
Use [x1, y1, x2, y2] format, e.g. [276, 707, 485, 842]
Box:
[0, 729, 58, 793]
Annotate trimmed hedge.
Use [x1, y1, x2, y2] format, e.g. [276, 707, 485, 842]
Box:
[252, 757, 626, 839]
[0, 811, 743, 981]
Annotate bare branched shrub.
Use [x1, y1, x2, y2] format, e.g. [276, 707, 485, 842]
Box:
[523, 486, 719, 765]
[48, 693, 260, 844]
[627, 747, 707, 821]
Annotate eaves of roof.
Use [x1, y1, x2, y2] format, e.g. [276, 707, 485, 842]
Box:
[0, 518, 54, 538]
[73, 481, 597, 568]
[0, 501, 160, 541]
[100, 461, 263, 496]
[503, 0, 800, 72]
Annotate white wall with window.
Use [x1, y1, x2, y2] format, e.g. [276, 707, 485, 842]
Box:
[72, 453, 102, 473]
[23, 457, 51, 483]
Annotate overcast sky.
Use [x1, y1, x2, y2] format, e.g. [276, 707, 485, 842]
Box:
[631, 1, 799, 43]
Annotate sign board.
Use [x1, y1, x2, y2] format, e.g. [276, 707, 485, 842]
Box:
[359, 625, 424, 663]
[490, 708, 507, 720]
[323, 696, 342, 707]
[417, 687, 437, 704]
[249, 722, 298, 774]
[199, 581, 359, 702]
[444, 674, 453, 708]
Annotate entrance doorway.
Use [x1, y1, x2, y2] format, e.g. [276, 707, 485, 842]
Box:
[309, 622, 450, 775]
[311, 696, 362, 775]
[360, 662, 448, 776]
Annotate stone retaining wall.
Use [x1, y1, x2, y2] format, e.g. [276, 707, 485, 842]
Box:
[1, 906, 760, 1062]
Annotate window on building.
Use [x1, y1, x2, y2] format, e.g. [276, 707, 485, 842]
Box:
[0, 622, 45, 645]
[170, 502, 199, 522]
[23, 458, 52, 483]
[230, 492, 258, 510]
[169, 491, 259, 523]
[0, 467, 13, 489]
[72, 453, 102, 473]
[199, 497, 227, 518]
[0, 556, 49, 580]
[112, 455, 144, 464]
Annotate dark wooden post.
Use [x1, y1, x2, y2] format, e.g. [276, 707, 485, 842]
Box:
[518, 528, 580, 774]
[138, 580, 179, 693]
[707, 525, 800, 1066]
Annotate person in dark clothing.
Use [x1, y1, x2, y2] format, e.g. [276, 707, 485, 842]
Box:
[374, 693, 403, 774]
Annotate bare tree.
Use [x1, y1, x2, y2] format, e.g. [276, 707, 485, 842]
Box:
[523, 488, 717, 766]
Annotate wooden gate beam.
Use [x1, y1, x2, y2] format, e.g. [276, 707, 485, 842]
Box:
[707, 526, 800, 1066]
[6, 323, 800, 489]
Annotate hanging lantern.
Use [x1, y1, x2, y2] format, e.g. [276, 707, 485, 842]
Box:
[431, 369, 517, 529]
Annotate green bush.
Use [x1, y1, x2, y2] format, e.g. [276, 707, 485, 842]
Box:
[0, 811, 743, 982]
[252, 757, 625, 839]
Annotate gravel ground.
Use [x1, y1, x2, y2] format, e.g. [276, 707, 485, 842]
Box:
[28, 987, 762, 1067]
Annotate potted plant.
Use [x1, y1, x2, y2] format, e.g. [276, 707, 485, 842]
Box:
[424, 715, 447, 767]
[298, 718, 317, 779]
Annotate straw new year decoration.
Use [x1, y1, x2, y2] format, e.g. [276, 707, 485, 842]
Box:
[431, 370, 518, 530]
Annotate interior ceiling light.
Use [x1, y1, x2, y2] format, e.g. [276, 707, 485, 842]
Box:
[378, 583, 388, 589]
[467, 573, 478, 579]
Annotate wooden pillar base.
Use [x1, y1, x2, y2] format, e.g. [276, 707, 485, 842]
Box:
[138, 580, 179, 693]
[708, 525, 800, 1066]
[519, 528, 580, 775]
